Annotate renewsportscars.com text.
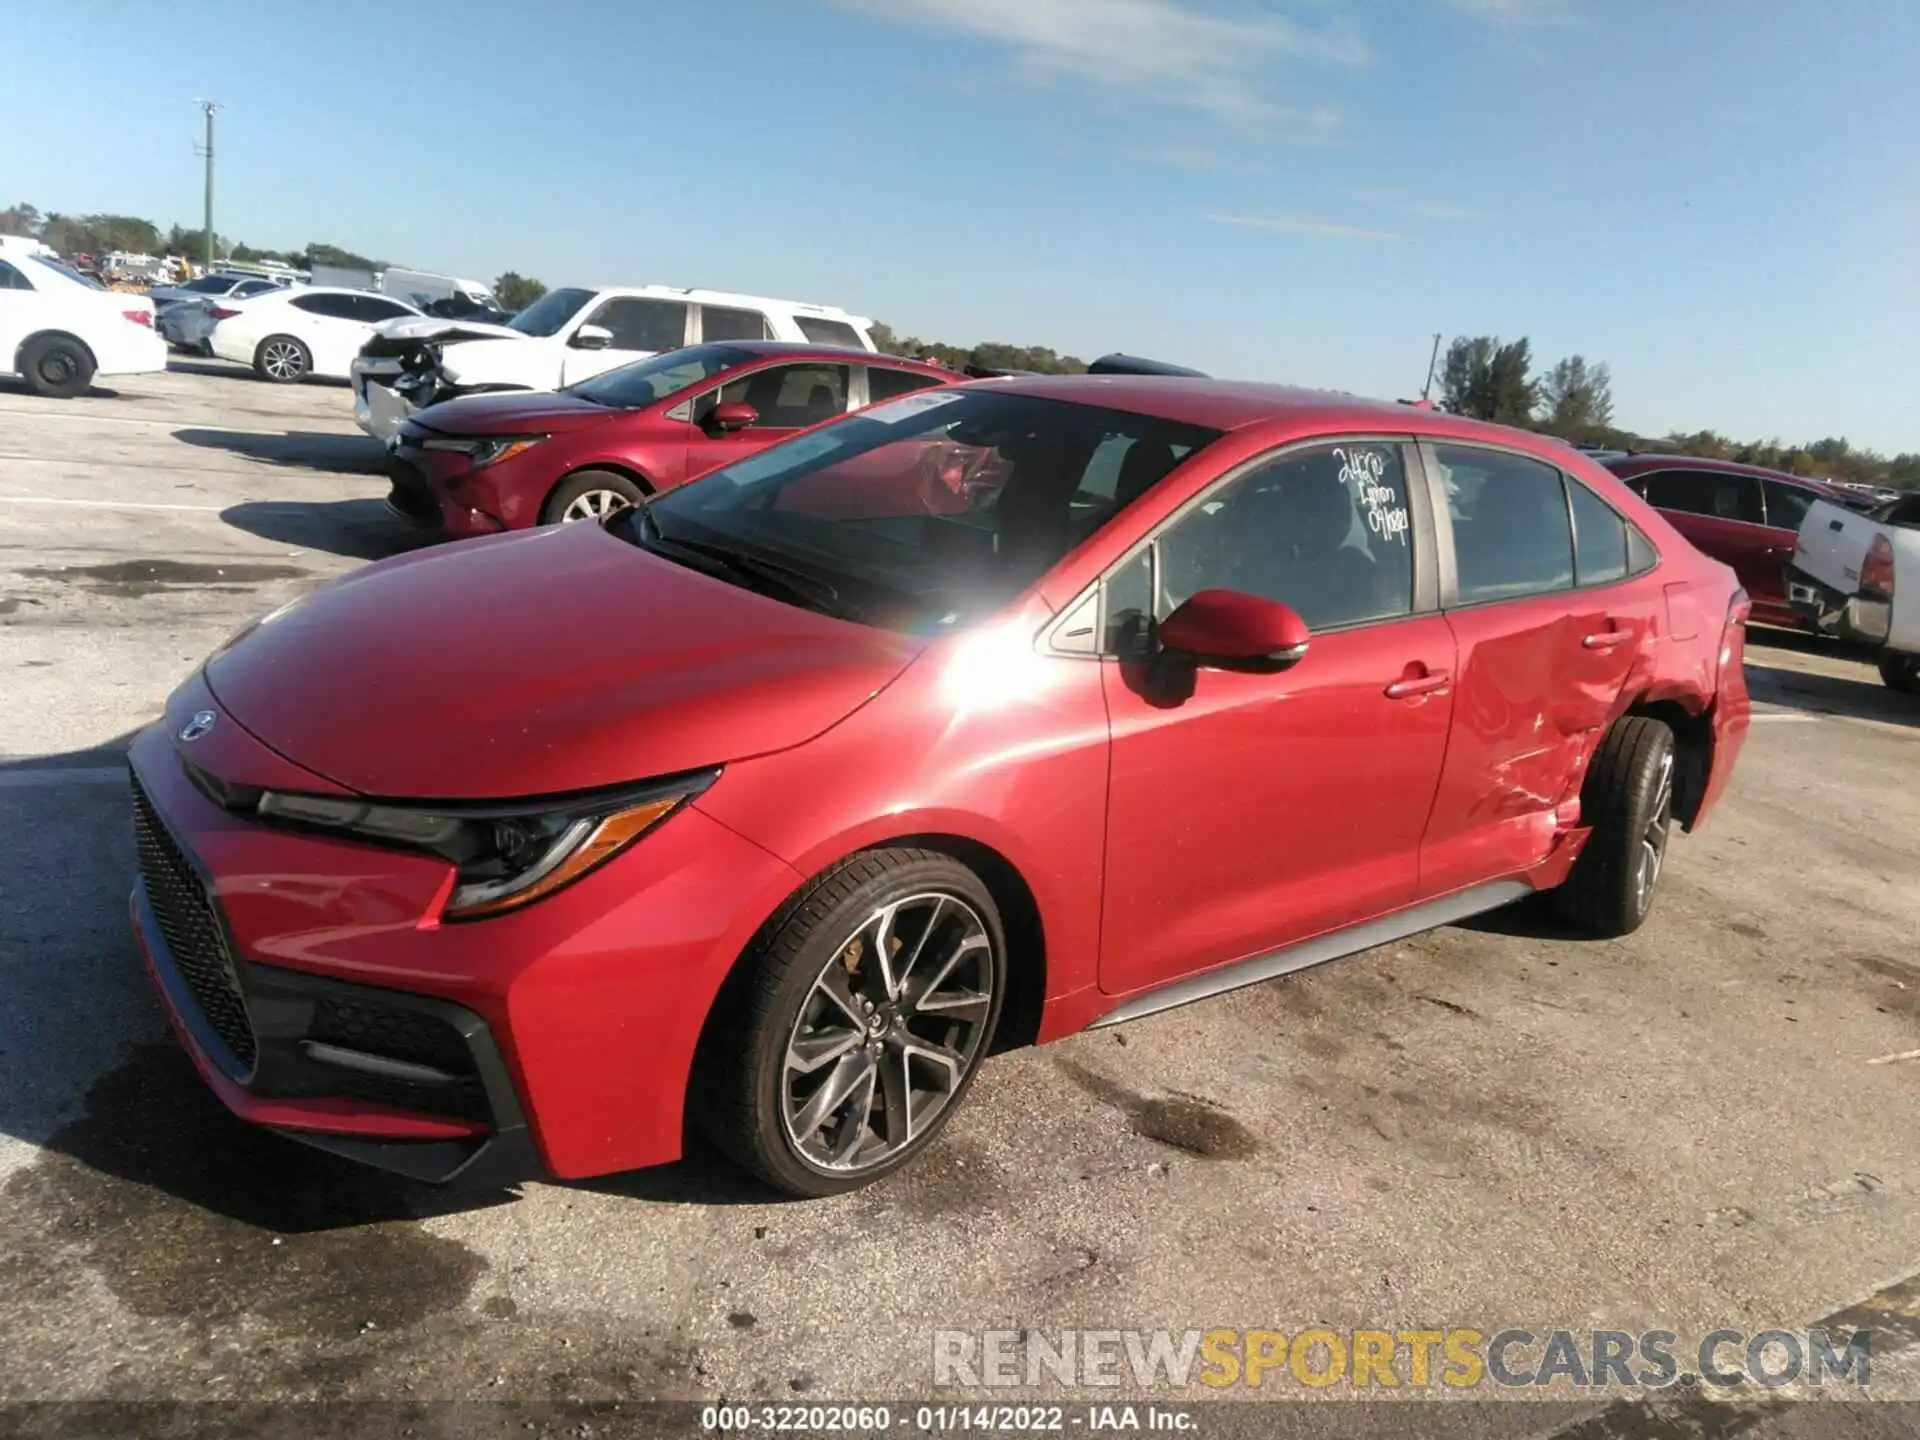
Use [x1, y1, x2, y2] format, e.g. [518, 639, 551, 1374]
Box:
[933, 1327, 1873, 1391]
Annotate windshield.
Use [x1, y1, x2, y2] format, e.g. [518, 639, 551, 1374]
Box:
[506, 286, 594, 338]
[32, 256, 105, 290]
[626, 389, 1220, 632]
[567, 343, 751, 408]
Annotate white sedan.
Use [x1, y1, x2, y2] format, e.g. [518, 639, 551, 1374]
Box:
[207, 287, 422, 383]
[0, 237, 166, 397]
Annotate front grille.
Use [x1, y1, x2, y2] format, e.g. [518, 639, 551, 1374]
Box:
[131, 776, 258, 1072]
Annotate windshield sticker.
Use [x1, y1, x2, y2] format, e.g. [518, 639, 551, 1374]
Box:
[859, 390, 966, 424]
[1336, 447, 1410, 545]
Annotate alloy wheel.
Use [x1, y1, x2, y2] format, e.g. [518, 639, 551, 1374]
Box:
[561, 489, 633, 522]
[780, 892, 996, 1174]
[261, 341, 305, 380]
[1635, 749, 1675, 914]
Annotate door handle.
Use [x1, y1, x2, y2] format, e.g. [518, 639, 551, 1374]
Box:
[1582, 629, 1633, 650]
[1385, 671, 1451, 699]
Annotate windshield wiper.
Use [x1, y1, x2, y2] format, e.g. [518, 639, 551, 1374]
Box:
[638, 511, 851, 618]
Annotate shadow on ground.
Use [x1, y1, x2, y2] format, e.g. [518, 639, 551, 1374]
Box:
[1745, 657, 1919, 729]
[175, 426, 388, 474]
[222, 498, 434, 562]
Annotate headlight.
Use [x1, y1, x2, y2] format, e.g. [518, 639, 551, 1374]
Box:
[252, 770, 718, 920]
[419, 434, 546, 469]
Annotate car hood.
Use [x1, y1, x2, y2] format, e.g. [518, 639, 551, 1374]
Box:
[373, 315, 527, 344]
[409, 389, 620, 436]
[203, 523, 925, 800]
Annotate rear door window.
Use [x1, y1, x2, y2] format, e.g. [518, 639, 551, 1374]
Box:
[699, 305, 771, 342]
[293, 293, 360, 320]
[1762, 480, 1815, 531]
[866, 366, 946, 405]
[584, 297, 689, 352]
[0, 261, 34, 291]
[1568, 479, 1629, 586]
[1642, 469, 1764, 524]
[795, 316, 865, 348]
[1433, 445, 1575, 603]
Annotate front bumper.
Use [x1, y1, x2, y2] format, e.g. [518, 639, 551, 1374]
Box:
[123, 683, 806, 1182]
[384, 439, 506, 539]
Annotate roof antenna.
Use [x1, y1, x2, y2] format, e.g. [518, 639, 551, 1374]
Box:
[1419, 332, 1441, 404]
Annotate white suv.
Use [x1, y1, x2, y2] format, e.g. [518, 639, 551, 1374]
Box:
[350, 283, 876, 443]
[0, 237, 167, 397]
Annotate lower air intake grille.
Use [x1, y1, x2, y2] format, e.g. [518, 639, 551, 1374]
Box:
[131, 775, 258, 1072]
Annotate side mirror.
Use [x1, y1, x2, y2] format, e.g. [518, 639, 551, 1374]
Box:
[570, 323, 613, 351]
[707, 401, 757, 434]
[1158, 590, 1309, 673]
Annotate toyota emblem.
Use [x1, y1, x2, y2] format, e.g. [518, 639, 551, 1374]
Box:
[178, 710, 218, 743]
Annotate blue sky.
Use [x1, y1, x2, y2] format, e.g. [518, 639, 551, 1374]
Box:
[5, 0, 1916, 451]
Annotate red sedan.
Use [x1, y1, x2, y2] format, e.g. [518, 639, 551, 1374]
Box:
[1601, 453, 1876, 629]
[384, 341, 958, 537]
[129, 378, 1751, 1195]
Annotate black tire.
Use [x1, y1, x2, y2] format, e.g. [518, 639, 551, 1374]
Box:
[1552, 716, 1677, 939]
[694, 848, 1008, 1198]
[19, 334, 95, 398]
[540, 468, 647, 526]
[1879, 654, 1920, 696]
[253, 335, 310, 383]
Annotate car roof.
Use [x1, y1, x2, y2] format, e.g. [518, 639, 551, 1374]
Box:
[718, 340, 945, 367]
[1602, 452, 1843, 489]
[967, 373, 1557, 443]
[571, 283, 869, 324]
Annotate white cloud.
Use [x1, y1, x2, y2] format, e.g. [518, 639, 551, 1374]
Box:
[1442, 0, 1581, 27]
[1351, 186, 1481, 221]
[839, 0, 1366, 133]
[1206, 213, 1406, 241]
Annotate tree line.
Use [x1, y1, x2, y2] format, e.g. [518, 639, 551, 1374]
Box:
[1437, 334, 1919, 491]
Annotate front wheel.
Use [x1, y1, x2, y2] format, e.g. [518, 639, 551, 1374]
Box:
[1879, 653, 1920, 696]
[696, 849, 1007, 1197]
[1552, 716, 1676, 938]
[540, 468, 646, 525]
[253, 335, 310, 383]
[20, 335, 96, 398]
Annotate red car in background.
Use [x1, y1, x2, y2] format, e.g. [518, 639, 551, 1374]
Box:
[130, 378, 1750, 1196]
[385, 341, 958, 537]
[1601, 454, 1877, 629]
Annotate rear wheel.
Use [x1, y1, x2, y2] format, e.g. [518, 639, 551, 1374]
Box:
[541, 468, 646, 526]
[253, 335, 310, 383]
[696, 849, 1007, 1197]
[1879, 653, 1920, 696]
[19, 335, 95, 398]
[1552, 716, 1676, 938]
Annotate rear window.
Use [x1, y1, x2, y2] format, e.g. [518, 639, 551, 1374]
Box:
[700, 305, 771, 342]
[795, 316, 865, 348]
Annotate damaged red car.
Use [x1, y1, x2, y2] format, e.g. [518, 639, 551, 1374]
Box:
[128, 378, 1751, 1196]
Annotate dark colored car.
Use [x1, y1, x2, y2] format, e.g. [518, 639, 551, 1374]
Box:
[130, 378, 1750, 1196]
[385, 341, 959, 536]
[1601, 454, 1877, 629]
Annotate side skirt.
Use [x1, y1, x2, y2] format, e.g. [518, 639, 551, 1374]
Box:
[1087, 879, 1533, 1030]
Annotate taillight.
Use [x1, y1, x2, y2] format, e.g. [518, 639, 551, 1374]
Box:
[207, 305, 241, 321]
[1862, 535, 1896, 599]
[122, 309, 152, 328]
[1719, 587, 1751, 675]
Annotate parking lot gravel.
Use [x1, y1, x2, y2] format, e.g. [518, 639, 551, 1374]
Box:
[2, 364, 1917, 1437]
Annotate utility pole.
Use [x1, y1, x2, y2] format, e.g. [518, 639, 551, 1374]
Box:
[192, 99, 221, 271]
[1419, 331, 1442, 404]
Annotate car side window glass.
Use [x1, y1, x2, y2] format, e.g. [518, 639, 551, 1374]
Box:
[292, 293, 355, 319]
[1627, 522, 1659, 574]
[358, 296, 414, 322]
[699, 305, 771, 342]
[0, 261, 32, 290]
[1641, 470, 1713, 515]
[1763, 480, 1814, 530]
[866, 367, 945, 405]
[584, 298, 688, 352]
[1152, 442, 1415, 632]
[1435, 444, 1575, 604]
[700, 363, 849, 428]
[796, 316, 864, 347]
[1568, 478, 1629, 586]
[1103, 548, 1155, 655]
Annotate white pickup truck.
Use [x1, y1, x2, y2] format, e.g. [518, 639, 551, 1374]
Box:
[1787, 492, 1920, 693]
